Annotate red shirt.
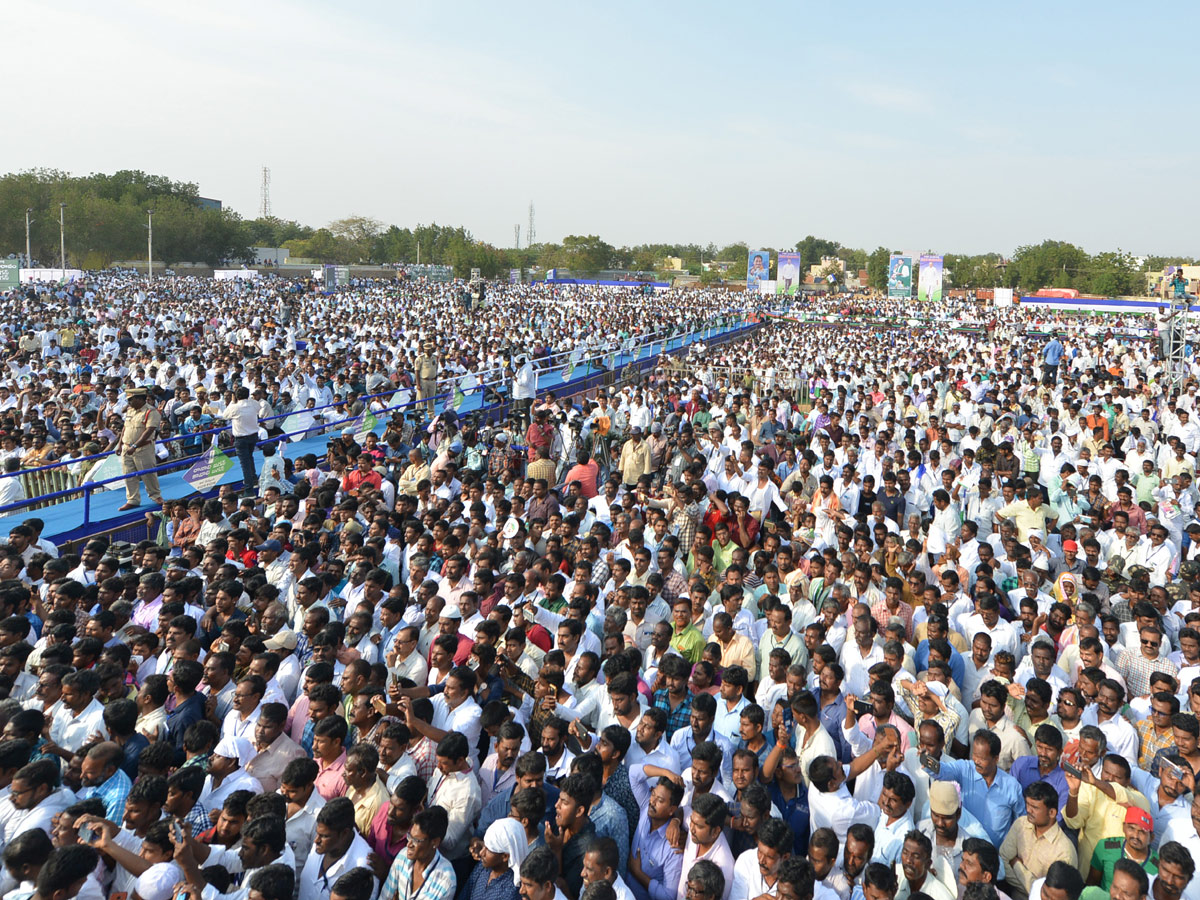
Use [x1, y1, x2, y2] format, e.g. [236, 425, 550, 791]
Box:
[723, 513, 759, 549]
[344, 469, 383, 494]
[564, 461, 600, 498]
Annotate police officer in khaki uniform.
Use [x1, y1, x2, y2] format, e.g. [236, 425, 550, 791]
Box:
[415, 341, 438, 416]
[116, 387, 164, 510]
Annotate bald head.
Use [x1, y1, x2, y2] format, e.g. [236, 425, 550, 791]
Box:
[80, 741, 121, 788]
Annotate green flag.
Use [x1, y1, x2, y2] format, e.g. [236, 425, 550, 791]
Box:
[354, 411, 379, 442]
[453, 386, 466, 411]
[183, 445, 235, 493]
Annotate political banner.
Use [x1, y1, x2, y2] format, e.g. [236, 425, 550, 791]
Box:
[83, 453, 124, 490]
[353, 410, 379, 442]
[283, 411, 318, 441]
[887, 255, 913, 300]
[182, 445, 235, 493]
[747, 250, 770, 290]
[775, 253, 801, 295]
[509, 269, 522, 284]
[917, 254, 944, 303]
[0, 261, 18, 291]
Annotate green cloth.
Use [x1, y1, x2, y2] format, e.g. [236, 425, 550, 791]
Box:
[1089, 837, 1157, 890]
[671, 624, 706, 664]
[712, 538, 738, 575]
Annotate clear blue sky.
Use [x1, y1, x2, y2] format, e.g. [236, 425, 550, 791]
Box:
[12, 0, 1195, 256]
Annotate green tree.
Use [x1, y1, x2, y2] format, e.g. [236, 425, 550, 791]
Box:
[1008, 240, 1089, 292]
[866, 247, 891, 290]
[795, 235, 841, 272]
[558, 235, 616, 275]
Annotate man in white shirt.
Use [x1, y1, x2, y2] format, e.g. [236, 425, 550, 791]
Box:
[46, 669, 108, 756]
[225, 386, 262, 492]
[427, 731, 482, 862]
[298, 797, 376, 900]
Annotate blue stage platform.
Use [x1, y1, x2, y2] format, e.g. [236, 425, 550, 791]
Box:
[0, 320, 760, 547]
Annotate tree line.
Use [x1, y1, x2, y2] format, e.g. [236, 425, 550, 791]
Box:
[0, 170, 1192, 294]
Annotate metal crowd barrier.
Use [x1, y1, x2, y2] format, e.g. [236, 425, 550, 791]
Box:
[0, 314, 762, 536]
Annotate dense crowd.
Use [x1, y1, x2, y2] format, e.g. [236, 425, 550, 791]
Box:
[0, 274, 750, 504]
[0, 276, 1197, 900]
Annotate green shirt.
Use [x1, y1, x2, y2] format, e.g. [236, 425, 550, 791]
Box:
[1090, 837, 1157, 890]
[712, 538, 738, 575]
[671, 624, 706, 664]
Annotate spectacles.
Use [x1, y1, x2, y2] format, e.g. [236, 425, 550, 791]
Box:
[1142, 640, 1162, 649]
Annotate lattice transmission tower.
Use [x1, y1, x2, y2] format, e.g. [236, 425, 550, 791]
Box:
[260, 167, 272, 218]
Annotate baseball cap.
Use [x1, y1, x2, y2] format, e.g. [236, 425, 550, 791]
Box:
[1124, 807, 1153, 831]
[1063, 540, 1078, 552]
[929, 782, 961, 816]
[264, 629, 298, 651]
[254, 539, 282, 553]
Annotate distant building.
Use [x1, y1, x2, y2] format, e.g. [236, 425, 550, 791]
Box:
[662, 256, 684, 271]
[1148, 264, 1200, 297]
[253, 247, 290, 265]
[808, 256, 845, 280]
[196, 197, 222, 211]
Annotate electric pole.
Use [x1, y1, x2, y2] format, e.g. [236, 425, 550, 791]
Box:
[146, 210, 155, 280]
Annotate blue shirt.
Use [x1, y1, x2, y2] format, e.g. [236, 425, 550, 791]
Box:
[591, 793, 630, 876]
[457, 865, 518, 900]
[78, 768, 132, 822]
[119, 733, 149, 780]
[767, 782, 809, 854]
[1009, 755, 1069, 819]
[938, 757, 1026, 844]
[812, 689, 851, 763]
[1043, 339, 1064, 366]
[475, 782, 560, 838]
[914, 641, 966, 690]
[164, 693, 207, 765]
[628, 812, 684, 900]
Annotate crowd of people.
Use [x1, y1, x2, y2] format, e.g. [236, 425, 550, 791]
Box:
[0, 274, 1197, 900]
[0, 274, 751, 505]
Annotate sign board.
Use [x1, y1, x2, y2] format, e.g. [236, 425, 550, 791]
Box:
[323, 265, 350, 288]
[19, 268, 83, 283]
[0, 260, 18, 291]
[404, 264, 453, 282]
[470, 268, 481, 280]
[994, 287, 1014, 308]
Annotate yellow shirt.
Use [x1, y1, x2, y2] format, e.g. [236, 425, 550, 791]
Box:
[1064, 781, 1149, 877]
[997, 499, 1051, 542]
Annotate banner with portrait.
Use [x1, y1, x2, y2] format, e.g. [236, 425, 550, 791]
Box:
[746, 250, 770, 290]
[775, 252, 801, 295]
[887, 255, 912, 300]
[917, 254, 943, 303]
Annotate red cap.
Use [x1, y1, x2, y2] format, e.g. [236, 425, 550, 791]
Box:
[1124, 807, 1153, 831]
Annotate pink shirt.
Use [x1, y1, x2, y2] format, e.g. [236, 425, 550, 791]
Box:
[314, 751, 347, 800]
[367, 802, 407, 861]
